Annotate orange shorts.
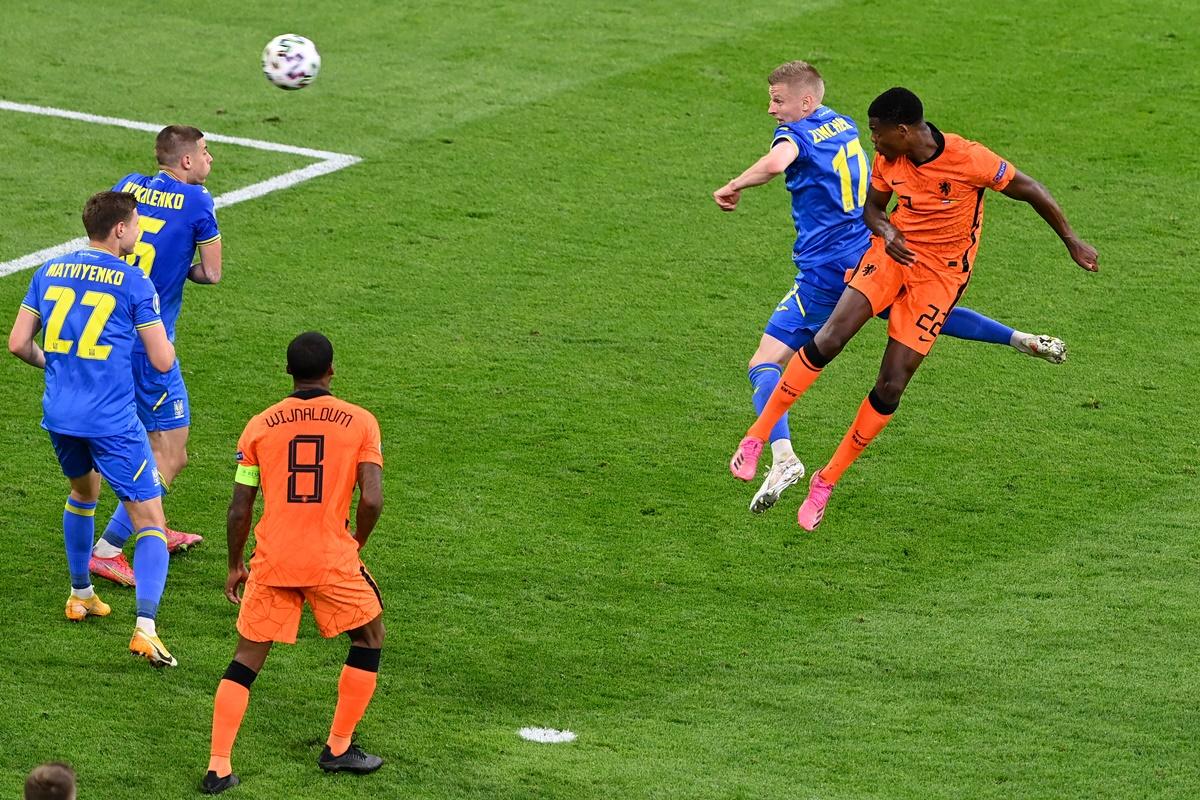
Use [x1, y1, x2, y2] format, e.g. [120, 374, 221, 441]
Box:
[236, 566, 383, 644]
[847, 238, 971, 356]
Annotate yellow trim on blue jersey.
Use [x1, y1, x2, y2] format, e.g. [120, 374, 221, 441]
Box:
[135, 528, 168, 545]
[772, 132, 800, 148]
[135, 320, 164, 331]
[19, 303, 40, 318]
[196, 233, 221, 245]
[64, 502, 96, 517]
[159, 168, 183, 182]
[132, 459, 148, 481]
[234, 464, 261, 487]
[150, 392, 169, 411]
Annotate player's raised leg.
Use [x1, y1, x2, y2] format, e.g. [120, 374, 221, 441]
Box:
[797, 337, 922, 530]
[60, 468, 111, 621]
[731, 286, 875, 481]
[202, 636, 272, 795]
[941, 306, 1067, 364]
[319, 614, 386, 774]
[747, 331, 806, 513]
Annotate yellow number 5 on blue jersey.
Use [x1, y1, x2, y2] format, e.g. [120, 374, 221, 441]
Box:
[124, 214, 167, 276]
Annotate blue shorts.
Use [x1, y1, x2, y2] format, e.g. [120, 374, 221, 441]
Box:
[764, 282, 838, 351]
[758, 251, 864, 352]
[49, 421, 162, 502]
[133, 352, 190, 432]
[763, 251, 868, 351]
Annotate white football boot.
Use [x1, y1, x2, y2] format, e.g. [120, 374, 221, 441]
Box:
[1014, 334, 1067, 364]
[750, 455, 806, 514]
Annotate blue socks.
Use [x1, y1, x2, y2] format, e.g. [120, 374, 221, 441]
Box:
[134, 527, 169, 619]
[63, 497, 97, 590]
[748, 363, 791, 444]
[941, 307, 1014, 346]
[101, 503, 135, 549]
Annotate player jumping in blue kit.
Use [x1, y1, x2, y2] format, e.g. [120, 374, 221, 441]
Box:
[89, 125, 223, 587]
[8, 191, 181, 666]
[712, 61, 1065, 514]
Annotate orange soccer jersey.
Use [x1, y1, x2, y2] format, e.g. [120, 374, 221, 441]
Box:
[235, 390, 383, 587]
[870, 124, 1016, 269]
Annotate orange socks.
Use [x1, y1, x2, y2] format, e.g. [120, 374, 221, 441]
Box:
[327, 647, 381, 756]
[207, 662, 258, 777]
[747, 341, 831, 441]
[821, 390, 897, 484]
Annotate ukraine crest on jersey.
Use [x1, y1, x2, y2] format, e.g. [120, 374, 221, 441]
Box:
[772, 105, 872, 296]
[111, 170, 220, 344]
[20, 248, 163, 437]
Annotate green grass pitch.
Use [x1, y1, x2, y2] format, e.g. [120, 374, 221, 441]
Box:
[1, 0, 1198, 797]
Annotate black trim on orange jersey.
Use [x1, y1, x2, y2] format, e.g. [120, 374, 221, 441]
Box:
[911, 122, 946, 167]
[290, 388, 333, 400]
[949, 272, 972, 310]
[360, 566, 383, 609]
[959, 187, 987, 272]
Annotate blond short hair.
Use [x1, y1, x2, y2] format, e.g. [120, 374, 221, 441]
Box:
[768, 60, 825, 101]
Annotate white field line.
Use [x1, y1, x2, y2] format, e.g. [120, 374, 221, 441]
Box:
[0, 100, 361, 278]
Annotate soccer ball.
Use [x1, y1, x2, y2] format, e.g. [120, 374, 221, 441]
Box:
[262, 34, 320, 90]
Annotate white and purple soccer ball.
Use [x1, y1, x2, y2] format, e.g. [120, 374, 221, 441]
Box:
[262, 34, 320, 90]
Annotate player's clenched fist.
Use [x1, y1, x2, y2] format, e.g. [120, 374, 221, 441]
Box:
[713, 182, 741, 211]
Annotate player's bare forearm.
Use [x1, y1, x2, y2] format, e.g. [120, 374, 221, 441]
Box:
[187, 262, 216, 284]
[863, 186, 916, 265]
[862, 185, 896, 237]
[1002, 172, 1099, 271]
[713, 140, 798, 211]
[7, 312, 45, 368]
[862, 201, 894, 239]
[8, 338, 45, 368]
[138, 324, 176, 372]
[226, 483, 258, 568]
[188, 240, 222, 284]
[353, 463, 383, 549]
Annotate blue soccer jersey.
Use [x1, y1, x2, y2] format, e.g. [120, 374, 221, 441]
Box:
[20, 248, 163, 437]
[771, 105, 872, 298]
[111, 169, 220, 344]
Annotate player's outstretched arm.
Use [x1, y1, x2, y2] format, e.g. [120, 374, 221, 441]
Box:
[137, 323, 177, 372]
[7, 308, 45, 369]
[224, 482, 257, 604]
[862, 186, 916, 265]
[713, 139, 799, 211]
[188, 240, 223, 284]
[1001, 171, 1099, 272]
[352, 463, 383, 551]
